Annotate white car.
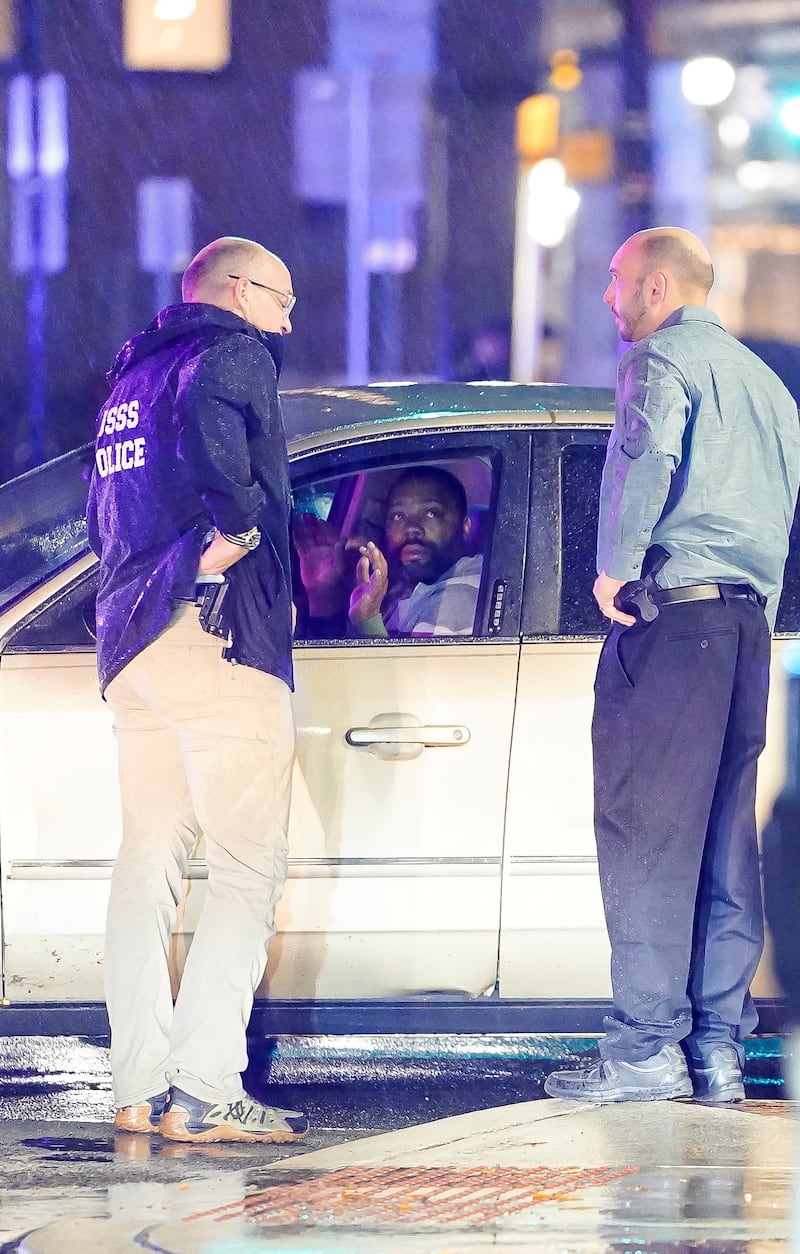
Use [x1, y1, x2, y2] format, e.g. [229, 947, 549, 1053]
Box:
[0, 383, 793, 1033]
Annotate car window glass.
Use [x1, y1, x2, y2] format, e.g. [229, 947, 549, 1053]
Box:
[559, 443, 606, 635]
[776, 498, 800, 631]
[0, 445, 92, 613]
[559, 442, 800, 636]
[3, 568, 98, 653]
[293, 455, 494, 641]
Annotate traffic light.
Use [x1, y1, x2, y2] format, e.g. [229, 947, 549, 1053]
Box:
[123, 0, 231, 72]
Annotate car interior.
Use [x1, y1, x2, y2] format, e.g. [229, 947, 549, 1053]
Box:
[292, 455, 494, 640]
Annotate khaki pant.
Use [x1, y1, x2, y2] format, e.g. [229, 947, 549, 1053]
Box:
[104, 605, 294, 1106]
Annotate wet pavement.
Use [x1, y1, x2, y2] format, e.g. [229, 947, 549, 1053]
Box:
[0, 1033, 797, 1252]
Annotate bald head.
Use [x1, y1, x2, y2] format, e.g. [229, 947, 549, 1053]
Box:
[182, 236, 294, 335]
[628, 228, 714, 300]
[604, 227, 714, 342]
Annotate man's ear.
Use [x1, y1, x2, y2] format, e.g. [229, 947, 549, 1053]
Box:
[462, 514, 472, 540]
[234, 281, 249, 310]
[649, 270, 668, 304]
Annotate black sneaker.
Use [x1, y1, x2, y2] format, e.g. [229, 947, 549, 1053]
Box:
[689, 1046, 745, 1103]
[544, 1043, 693, 1103]
[160, 1086, 309, 1143]
[114, 1090, 171, 1133]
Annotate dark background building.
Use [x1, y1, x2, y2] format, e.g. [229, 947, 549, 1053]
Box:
[3, 0, 799, 482]
[0, 0, 543, 479]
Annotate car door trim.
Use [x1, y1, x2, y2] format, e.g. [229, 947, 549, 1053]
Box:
[507, 855, 599, 875]
[8, 856, 503, 880]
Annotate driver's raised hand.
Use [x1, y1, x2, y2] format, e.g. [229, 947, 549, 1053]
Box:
[349, 540, 390, 627]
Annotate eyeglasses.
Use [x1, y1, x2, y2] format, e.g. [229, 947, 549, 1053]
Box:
[228, 274, 296, 316]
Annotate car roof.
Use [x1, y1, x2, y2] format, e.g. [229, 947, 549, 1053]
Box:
[282, 381, 614, 452]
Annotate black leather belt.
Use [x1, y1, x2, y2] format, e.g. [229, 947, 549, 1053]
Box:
[655, 583, 766, 609]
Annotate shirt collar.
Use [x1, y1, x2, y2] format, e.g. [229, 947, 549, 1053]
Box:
[657, 305, 723, 333]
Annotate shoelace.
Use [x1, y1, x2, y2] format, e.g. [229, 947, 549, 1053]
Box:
[582, 1060, 614, 1083]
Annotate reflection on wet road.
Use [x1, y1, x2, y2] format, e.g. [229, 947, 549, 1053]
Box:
[0, 1034, 794, 1253]
[0, 1031, 785, 1124]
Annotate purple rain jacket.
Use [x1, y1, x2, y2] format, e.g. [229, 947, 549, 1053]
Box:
[86, 302, 293, 694]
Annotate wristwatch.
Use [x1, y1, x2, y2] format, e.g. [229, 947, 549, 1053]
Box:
[222, 526, 261, 551]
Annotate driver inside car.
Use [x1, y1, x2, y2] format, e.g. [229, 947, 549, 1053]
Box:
[295, 465, 482, 638]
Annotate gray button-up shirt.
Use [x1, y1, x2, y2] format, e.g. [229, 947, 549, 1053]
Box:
[597, 306, 800, 626]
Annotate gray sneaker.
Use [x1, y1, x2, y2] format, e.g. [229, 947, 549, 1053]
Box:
[544, 1043, 693, 1103]
[689, 1046, 745, 1103]
[160, 1086, 309, 1143]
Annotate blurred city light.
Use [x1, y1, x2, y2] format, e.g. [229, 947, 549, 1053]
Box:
[515, 93, 560, 163]
[737, 160, 800, 192]
[681, 57, 736, 107]
[123, 0, 230, 70]
[734, 64, 774, 124]
[718, 114, 750, 148]
[6, 75, 34, 178]
[779, 94, 800, 137]
[37, 75, 69, 177]
[154, 0, 196, 17]
[548, 49, 582, 93]
[526, 159, 580, 248]
[736, 161, 769, 192]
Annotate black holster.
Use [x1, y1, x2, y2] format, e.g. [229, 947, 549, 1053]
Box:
[614, 544, 671, 623]
[198, 580, 231, 639]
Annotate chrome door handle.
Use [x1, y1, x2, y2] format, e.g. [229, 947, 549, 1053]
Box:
[345, 713, 470, 759]
[346, 725, 470, 747]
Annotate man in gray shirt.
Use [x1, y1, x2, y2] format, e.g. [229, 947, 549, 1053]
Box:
[546, 227, 800, 1105]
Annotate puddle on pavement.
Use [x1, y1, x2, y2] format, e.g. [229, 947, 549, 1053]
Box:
[20, 1136, 115, 1163]
[18, 1133, 260, 1165]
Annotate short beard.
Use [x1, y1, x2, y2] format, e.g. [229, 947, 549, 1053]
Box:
[620, 283, 649, 342]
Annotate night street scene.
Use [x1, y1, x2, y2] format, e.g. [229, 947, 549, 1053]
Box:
[3, 0, 800, 1251]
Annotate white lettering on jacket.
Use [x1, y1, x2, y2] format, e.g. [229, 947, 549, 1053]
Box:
[97, 399, 140, 436]
[95, 436, 146, 478]
[95, 398, 146, 478]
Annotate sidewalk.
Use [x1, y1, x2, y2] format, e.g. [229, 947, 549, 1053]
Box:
[9, 1096, 799, 1254]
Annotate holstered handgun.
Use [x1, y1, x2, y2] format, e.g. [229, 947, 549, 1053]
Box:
[614, 544, 671, 623]
[198, 579, 231, 639]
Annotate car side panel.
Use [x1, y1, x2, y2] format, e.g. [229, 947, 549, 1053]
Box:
[499, 641, 607, 997]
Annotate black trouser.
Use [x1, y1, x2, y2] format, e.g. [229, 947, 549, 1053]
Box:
[592, 588, 770, 1064]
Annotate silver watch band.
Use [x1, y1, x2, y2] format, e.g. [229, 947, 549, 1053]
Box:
[221, 527, 261, 550]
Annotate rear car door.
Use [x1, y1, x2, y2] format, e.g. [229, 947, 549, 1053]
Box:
[500, 428, 612, 998]
[499, 426, 800, 1007]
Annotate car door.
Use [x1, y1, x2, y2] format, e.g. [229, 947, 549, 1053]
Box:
[0, 560, 122, 1001]
[499, 426, 800, 1005]
[261, 426, 528, 1000]
[0, 425, 528, 1004]
[0, 449, 117, 1003]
